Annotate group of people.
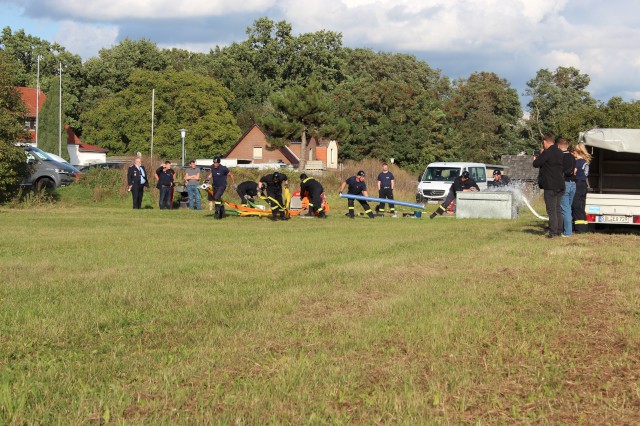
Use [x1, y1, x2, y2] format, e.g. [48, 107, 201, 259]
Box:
[128, 156, 236, 217]
[128, 158, 400, 220]
[533, 131, 591, 238]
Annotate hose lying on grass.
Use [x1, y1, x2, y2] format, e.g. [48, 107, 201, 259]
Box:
[521, 195, 548, 220]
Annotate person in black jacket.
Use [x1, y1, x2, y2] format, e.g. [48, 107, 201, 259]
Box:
[236, 181, 259, 206]
[429, 170, 480, 219]
[299, 173, 326, 218]
[154, 160, 174, 210]
[558, 138, 577, 237]
[127, 157, 149, 209]
[488, 169, 510, 187]
[339, 170, 374, 218]
[258, 171, 289, 221]
[533, 132, 565, 238]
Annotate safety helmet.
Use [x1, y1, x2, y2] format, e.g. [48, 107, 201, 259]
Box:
[461, 171, 470, 178]
[492, 169, 501, 176]
[300, 173, 308, 180]
[357, 170, 365, 177]
[273, 172, 281, 181]
[213, 156, 221, 164]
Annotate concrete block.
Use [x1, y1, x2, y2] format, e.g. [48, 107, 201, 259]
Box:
[456, 191, 517, 219]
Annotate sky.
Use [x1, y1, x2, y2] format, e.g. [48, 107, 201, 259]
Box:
[2, 0, 640, 107]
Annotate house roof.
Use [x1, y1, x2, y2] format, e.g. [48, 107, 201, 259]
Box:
[16, 87, 45, 117]
[65, 124, 108, 152]
[225, 123, 300, 162]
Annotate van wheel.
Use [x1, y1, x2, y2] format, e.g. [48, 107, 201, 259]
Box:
[416, 194, 424, 203]
[35, 178, 55, 192]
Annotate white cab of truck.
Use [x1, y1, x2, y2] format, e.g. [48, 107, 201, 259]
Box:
[581, 128, 640, 226]
[416, 162, 487, 203]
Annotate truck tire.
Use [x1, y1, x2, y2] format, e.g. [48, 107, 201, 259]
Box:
[35, 177, 55, 192]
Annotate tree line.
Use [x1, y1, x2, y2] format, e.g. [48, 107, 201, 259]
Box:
[2, 18, 640, 174]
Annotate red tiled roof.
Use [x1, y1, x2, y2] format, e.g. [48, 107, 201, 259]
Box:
[16, 87, 45, 117]
[65, 124, 108, 152]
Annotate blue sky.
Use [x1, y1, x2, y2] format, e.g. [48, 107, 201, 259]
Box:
[2, 0, 639, 107]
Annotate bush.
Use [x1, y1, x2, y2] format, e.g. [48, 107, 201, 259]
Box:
[77, 167, 129, 202]
[0, 141, 30, 203]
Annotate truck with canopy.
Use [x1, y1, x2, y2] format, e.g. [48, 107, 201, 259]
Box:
[580, 128, 640, 226]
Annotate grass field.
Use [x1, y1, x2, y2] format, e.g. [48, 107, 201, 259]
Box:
[1, 189, 639, 424]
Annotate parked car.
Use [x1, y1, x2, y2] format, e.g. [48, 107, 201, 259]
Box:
[16, 143, 80, 191]
[416, 162, 488, 203]
[78, 162, 129, 173]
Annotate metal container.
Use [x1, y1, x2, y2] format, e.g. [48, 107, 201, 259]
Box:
[456, 191, 518, 219]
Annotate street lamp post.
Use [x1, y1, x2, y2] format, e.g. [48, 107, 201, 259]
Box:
[180, 129, 186, 167]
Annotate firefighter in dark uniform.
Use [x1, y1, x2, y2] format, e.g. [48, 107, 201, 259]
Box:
[299, 173, 326, 218]
[429, 170, 479, 219]
[375, 162, 396, 216]
[339, 170, 374, 218]
[258, 171, 289, 221]
[206, 156, 236, 219]
[489, 169, 510, 187]
[236, 181, 259, 206]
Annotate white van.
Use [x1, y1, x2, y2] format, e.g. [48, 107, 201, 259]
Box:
[416, 162, 487, 203]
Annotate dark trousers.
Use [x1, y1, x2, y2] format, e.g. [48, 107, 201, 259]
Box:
[377, 187, 395, 212]
[308, 191, 323, 214]
[435, 190, 456, 215]
[131, 184, 145, 209]
[347, 197, 373, 218]
[267, 192, 285, 218]
[237, 189, 254, 205]
[159, 186, 172, 209]
[572, 180, 588, 233]
[544, 188, 564, 235]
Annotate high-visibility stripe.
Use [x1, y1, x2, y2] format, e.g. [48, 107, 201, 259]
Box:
[348, 207, 355, 210]
[317, 207, 323, 212]
[437, 205, 446, 212]
[215, 201, 222, 205]
[364, 209, 372, 213]
[574, 220, 589, 225]
[308, 203, 314, 207]
[303, 177, 314, 183]
[379, 209, 385, 212]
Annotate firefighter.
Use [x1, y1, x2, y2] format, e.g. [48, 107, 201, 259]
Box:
[375, 162, 396, 217]
[339, 170, 374, 218]
[299, 173, 326, 218]
[258, 171, 289, 221]
[429, 170, 479, 219]
[236, 180, 260, 206]
[206, 156, 236, 219]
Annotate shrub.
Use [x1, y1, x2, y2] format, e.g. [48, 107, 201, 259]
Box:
[0, 141, 30, 204]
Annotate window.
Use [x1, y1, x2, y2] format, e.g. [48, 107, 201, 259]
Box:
[24, 120, 31, 130]
[469, 167, 486, 183]
[253, 147, 263, 159]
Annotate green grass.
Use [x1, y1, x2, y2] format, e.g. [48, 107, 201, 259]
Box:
[1, 191, 639, 424]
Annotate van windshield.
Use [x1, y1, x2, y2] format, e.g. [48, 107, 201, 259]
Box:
[422, 167, 460, 182]
[26, 147, 53, 161]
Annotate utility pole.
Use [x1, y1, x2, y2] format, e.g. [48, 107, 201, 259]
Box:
[58, 62, 62, 157]
[35, 55, 42, 146]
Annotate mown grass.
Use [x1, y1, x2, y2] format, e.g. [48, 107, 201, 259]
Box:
[1, 188, 639, 424]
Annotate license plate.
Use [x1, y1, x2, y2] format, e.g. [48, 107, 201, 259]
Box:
[426, 200, 440, 204]
[598, 215, 631, 223]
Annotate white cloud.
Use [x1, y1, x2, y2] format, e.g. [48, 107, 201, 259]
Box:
[53, 21, 119, 60]
[30, 0, 277, 20]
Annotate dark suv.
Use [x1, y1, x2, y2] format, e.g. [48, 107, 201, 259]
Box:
[18, 144, 80, 190]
